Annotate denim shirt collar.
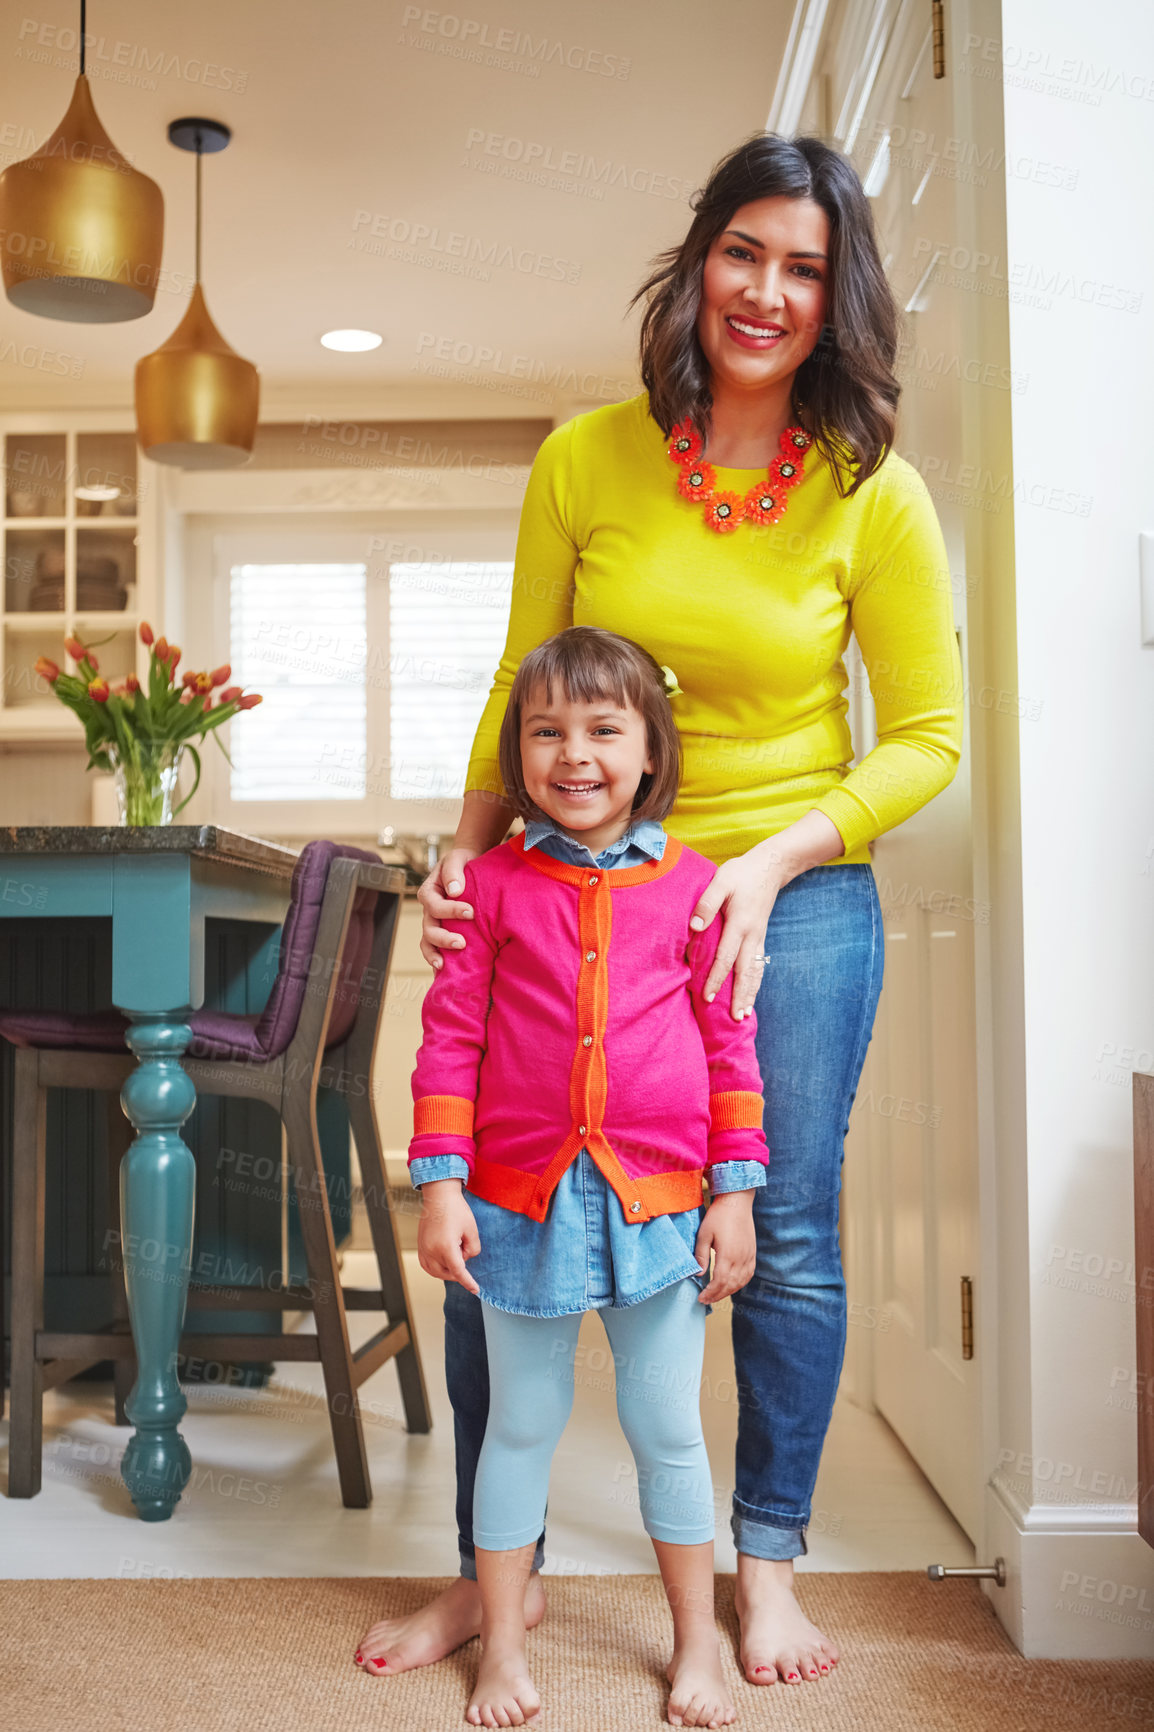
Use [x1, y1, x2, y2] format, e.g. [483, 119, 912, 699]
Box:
[521, 811, 667, 870]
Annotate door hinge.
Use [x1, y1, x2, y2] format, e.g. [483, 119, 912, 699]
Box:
[932, 1, 946, 78]
[960, 1275, 974, 1359]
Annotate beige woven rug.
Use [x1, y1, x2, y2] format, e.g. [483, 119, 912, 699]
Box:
[3, 1573, 1151, 1731]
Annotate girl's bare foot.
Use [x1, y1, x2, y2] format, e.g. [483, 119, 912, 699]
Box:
[355, 1573, 546, 1676]
[666, 1633, 736, 1728]
[734, 1556, 838, 1685]
[467, 1639, 541, 1727]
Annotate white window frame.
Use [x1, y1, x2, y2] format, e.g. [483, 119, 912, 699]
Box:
[182, 510, 518, 838]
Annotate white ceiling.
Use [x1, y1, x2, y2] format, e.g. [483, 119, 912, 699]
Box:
[0, 0, 789, 415]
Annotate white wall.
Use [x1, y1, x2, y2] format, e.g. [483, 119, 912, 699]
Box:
[977, 0, 1154, 1656]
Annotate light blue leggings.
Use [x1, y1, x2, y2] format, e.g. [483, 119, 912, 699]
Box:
[474, 1277, 715, 1552]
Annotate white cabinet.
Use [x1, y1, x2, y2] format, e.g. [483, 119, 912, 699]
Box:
[0, 414, 159, 739]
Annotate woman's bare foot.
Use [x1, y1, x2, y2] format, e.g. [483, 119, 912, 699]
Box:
[467, 1638, 541, 1727]
[734, 1556, 838, 1685]
[666, 1633, 736, 1728]
[355, 1573, 546, 1676]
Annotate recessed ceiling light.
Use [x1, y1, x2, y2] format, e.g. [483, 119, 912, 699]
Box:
[75, 484, 121, 500]
[320, 329, 383, 352]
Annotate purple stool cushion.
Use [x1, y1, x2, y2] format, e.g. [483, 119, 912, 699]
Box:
[0, 839, 384, 1064]
[0, 1007, 131, 1052]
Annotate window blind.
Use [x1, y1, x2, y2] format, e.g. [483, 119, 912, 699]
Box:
[228, 562, 367, 801]
[388, 562, 513, 802]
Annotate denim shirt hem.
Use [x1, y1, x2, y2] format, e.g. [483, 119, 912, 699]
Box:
[475, 1265, 709, 1318]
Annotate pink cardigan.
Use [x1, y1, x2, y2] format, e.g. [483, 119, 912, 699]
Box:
[409, 832, 768, 1223]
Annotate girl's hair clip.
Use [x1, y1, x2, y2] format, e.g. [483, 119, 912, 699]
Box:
[660, 664, 683, 700]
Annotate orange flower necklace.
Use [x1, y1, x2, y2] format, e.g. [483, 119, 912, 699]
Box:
[666, 417, 813, 533]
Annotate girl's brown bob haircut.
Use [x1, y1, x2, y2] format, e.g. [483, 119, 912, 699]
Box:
[628, 130, 900, 499]
[497, 626, 682, 826]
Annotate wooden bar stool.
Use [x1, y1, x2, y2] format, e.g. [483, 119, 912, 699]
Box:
[0, 840, 430, 1507]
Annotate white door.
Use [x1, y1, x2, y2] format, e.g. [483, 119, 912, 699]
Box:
[806, 0, 984, 1539]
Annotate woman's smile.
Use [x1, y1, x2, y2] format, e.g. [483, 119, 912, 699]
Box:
[725, 314, 788, 349]
[696, 195, 829, 406]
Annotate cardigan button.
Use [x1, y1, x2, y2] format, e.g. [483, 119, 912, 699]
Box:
[582, 1034, 593, 1046]
[629, 1201, 641, 1214]
[578, 1123, 587, 1135]
[585, 949, 596, 962]
[588, 875, 598, 885]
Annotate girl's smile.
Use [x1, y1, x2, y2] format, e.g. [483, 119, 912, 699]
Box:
[520, 683, 653, 856]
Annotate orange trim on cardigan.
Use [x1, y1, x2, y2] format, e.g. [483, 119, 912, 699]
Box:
[573, 868, 612, 1136]
[469, 1148, 705, 1224]
[412, 1095, 475, 1138]
[709, 1089, 765, 1130]
[583, 1128, 705, 1222]
[510, 830, 684, 887]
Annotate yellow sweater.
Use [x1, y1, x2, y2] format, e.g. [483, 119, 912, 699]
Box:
[466, 391, 963, 867]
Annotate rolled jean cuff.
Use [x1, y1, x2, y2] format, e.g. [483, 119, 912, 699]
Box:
[731, 1507, 808, 1562]
[459, 1536, 546, 1580]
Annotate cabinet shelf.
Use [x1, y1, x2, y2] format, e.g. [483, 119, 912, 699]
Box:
[2, 421, 151, 740]
[3, 516, 136, 530]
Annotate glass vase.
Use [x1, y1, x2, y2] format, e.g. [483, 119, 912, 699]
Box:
[106, 739, 186, 826]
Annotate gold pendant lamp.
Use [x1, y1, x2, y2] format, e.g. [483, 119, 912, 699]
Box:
[134, 118, 259, 469]
[0, 0, 163, 321]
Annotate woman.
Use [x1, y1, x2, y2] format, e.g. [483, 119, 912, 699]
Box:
[357, 130, 963, 1692]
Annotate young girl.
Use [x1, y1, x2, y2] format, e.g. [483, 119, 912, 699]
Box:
[409, 625, 768, 1730]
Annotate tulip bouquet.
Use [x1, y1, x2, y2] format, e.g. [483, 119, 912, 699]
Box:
[36, 622, 263, 824]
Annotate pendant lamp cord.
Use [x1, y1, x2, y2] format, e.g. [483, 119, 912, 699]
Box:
[79, 0, 86, 73]
[195, 138, 202, 284]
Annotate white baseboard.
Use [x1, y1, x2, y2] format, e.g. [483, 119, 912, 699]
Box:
[984, 1477, 1154, 1657]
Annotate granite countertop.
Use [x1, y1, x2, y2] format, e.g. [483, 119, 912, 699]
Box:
[0, 825, 302, 876]
[0, 826, 429, 895]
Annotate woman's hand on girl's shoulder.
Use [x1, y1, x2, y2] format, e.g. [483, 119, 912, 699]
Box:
[689, 850, 784, 1022]
[418, 846, 481, 970]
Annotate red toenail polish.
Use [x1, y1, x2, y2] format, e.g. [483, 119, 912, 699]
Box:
[788, 1672, 799, 1680]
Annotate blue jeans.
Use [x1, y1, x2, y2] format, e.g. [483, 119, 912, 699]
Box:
[444, 861, 884, 1577]
[730, 861, 884, 1559]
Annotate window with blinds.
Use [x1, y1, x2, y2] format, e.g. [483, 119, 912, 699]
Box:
[225, 556, 513, 807]
[388, 561, 513, 801]
[228, 561, 368, 801]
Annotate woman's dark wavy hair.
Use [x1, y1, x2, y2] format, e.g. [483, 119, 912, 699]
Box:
[629, 132, 900, 498]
